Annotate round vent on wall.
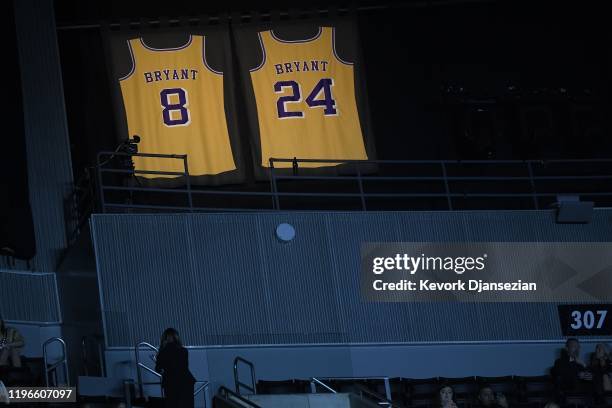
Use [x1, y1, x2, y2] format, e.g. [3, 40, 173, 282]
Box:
[276, 223, 296, 242]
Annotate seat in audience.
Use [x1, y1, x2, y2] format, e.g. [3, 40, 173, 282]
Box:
[439, 376, 478, 404]
[516, 375, 555, 404]
[406, 377, 439, 407]
[476, 375, 518, 405]
[389, 377, 410, 406]
[563, 390, 593, 407]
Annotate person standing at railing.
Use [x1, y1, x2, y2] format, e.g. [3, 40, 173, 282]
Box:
[155, 328, 195, 408]
[0, 319, 24, 369]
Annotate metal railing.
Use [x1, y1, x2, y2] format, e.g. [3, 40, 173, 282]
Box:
[194, 381, 210, 408]
[218, 386, 261, 407]
[310, 377, 405, 408]
[269, 158, 612, 211]
[134, 341, 209, 406]
[43, 337, 69, 387]
[135, 341, 162, 399]
[310, 377, 338, 394]
[234, 356, 257, 395]
[353, 383, 405, 408]
[95, 153, 612, 213]
[97, 151, 193, 213]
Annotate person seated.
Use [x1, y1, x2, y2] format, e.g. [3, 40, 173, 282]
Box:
[434, 385, 458, 408]
[0, 318, 25, 369]
[473, 385, 509, 408]
[0, 380, 9, 403]
[590, 343, 612, 398]
[552, 338, 592, 394]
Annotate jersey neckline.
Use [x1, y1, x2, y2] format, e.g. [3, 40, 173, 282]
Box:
[139, 35, 194, 51]
[269, 27, 323, 44]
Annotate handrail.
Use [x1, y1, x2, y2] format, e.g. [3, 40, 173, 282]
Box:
[234, 356, 257, 395]
[194, 381, 209, 408]
[310, 377, 337, 394]
[96, 153, 612, 213]
[96, 150, 189, 214]
[135, 341, 208, 405]
[218, 386, 262, 408]
[270, 158, 612, 164]
[43, 337, 69, 387]
[135, 341, 161, 399]
[309, 376, 404, 406]
[353, 383, 406, 408]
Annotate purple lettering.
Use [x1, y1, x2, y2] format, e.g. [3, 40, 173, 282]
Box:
[275, 80, 303, 119]
[275, 64, 283, 75]
[161, 88, 190, 126]
[144, 72, 153, 83]
[181, 69, 189, 80]
[154, 71, 162, 81]
[284, 63, 293, 73]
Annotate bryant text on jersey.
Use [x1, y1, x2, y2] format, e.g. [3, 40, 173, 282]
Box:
[274, 60, 329, 75]
[144, 69, 199, 83]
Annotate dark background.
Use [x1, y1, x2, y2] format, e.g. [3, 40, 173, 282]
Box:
[3, 0, 610, 258]
[54, 0, 611, 180]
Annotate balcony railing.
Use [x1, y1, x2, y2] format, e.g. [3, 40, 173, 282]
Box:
[93, 152, 612, 213]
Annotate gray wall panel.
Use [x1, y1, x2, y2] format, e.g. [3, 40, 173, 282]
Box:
[0, 270, 61, 323]
[91, 210, 612, 347]
[14, 0, 74, 272]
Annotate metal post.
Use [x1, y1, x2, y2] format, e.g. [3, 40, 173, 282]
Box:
[183, 156, 193, 211]
[526, 161, 539, 209]
[96, 153, 106, 213]
[384, 377, 391, 402]
[234, 357, 257, 395]
[81, 337, 88, 376]
[356, 162, 366, 211]
[441, 162, 453, 210]
[124, 379, 134, 408]
[269, 159, 280, 210]
[43, 337, 69, 387]
[135, 345, 144, 399]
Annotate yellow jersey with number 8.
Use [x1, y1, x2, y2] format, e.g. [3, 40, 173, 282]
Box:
[250, 26, 368, 168]
[119, 35, 235, 177]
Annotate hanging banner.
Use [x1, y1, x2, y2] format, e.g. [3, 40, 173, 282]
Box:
[233, 15, 376, 179]
[104, 20, 244, 186]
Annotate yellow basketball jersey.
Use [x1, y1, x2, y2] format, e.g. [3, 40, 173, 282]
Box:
[119, 35, 236, 177]
[250, 26, 368, 168]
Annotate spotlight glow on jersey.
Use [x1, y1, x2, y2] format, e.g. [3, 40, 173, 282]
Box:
[250, 27, 368, 168]
[119, 35, 236, 177]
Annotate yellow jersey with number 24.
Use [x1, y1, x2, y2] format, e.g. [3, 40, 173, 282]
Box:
[250, 27, 368, 168]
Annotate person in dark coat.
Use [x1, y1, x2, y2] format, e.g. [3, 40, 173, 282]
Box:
[552, 338, 592, 390]
[155, 328, 196, 408]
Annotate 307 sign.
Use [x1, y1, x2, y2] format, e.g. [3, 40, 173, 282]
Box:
[558, 304, 611, 336]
